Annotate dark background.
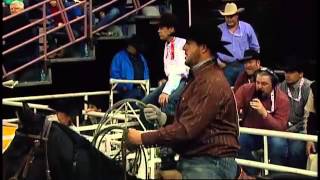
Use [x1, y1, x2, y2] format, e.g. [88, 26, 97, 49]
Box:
[2, 0, 318, 112]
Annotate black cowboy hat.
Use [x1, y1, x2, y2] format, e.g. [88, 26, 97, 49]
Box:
[240, 49, 260, 62]
[126, 34, 146, 52]
[183, 21, 232, 57]
[281, 55, 304, 73]
[158, 13, 178, 29]
[49, 99, 82, 116]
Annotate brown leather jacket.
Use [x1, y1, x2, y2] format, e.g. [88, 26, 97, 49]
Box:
[142, 61, 240, 157]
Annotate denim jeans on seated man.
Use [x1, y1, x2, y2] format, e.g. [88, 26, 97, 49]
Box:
[118, 86, 145, 100]
[286, 139, 307, 169]
[95, 7, 121, 29]
[177, 156, 238, 179]
[142, 79, 186, 117]
[238, 134, 288, 176]
[223, 61, 244, 86]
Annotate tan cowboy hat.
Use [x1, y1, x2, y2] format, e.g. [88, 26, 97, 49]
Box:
[219, 3, 245, 16]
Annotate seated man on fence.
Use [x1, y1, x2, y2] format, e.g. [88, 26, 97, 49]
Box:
[3, 0, 40, 82]
[48, 99, 82, 133]
[83, 99, 102, 125]
[233, 49, 262, 92]
[235, 68, 290, 176]
[278, 58, 312, 169]
[110, 34, 149, 100]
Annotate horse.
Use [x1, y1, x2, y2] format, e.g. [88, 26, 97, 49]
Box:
[3, 103, 138, 180]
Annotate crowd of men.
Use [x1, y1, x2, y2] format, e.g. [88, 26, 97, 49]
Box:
[110, 2, 316, 179]
[7, 1, 316, 179]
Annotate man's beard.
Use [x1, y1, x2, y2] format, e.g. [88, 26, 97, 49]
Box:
[254, 90, 268, 100]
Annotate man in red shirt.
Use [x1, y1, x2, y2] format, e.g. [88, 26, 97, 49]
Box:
[235, 68, 290, 175]
[233, 49, 262, 92]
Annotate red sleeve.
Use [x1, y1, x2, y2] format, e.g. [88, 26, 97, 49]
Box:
[234, 72, 245, 92]
[262, 91, 290, 131]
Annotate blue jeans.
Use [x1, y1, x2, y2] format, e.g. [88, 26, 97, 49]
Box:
[177, 156, 238, 179]
[118, 87, 145, 100]
[287, 139, 306, 169]
[142, 79, 186, 116]
[95, 7, 121, 29]
[238, 134, 306, 175]
[223, 61, 244, 86]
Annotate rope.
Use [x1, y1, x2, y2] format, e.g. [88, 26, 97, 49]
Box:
[91, 98, 152, 179]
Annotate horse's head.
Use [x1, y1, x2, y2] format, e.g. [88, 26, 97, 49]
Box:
[16, 102, 47, 134]
[4, 102, 139, 180]
[3, 103, 53, 180]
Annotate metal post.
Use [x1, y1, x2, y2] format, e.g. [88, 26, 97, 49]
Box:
[84, 95, 88, 120]
[188, 0, 192, 27]
[263, 136, 269, 175]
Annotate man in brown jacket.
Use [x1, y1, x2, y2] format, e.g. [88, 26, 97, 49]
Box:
[127, 22, 240, 179]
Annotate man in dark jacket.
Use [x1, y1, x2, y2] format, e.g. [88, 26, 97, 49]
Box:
[127, 22, 240, 179]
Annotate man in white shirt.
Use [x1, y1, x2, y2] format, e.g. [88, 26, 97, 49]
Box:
[142, 13, 189, 119]
[140, 13, 189, 175]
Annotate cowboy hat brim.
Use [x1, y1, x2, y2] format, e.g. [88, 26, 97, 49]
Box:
[219, 8, 245, 16]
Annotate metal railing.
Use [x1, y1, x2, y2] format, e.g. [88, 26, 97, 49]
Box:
[3, 0, 88, 79]
[109, 79, 149, 106]
[2, 0, 158, 80]
[2, 90, 318, 177]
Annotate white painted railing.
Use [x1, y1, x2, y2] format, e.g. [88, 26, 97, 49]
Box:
[109, 79, 149, 106]
[236, 127, 317, 177]
[2, 88, 317, 177]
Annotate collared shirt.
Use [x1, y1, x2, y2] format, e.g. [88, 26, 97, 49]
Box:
[142, 61, 240, 157]
[217, 21, 260, 63]
[279, 78, 312, 133]
[162, 37, 189, 95]
[235, 83, 290, 131]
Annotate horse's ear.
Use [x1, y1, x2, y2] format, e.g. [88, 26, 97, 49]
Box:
[17, 102, 36, 124]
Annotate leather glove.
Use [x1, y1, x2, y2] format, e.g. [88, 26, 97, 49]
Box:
[143, 104, 167, 127]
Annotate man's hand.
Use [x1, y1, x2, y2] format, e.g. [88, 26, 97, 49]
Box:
[159, 93, 169, 107]
[306, 141, 316, 156]
[158, 79, 167, 87]
[144, 104, 167, 126]
[250, 98, 268, 118]
[127, 128, 143, 145]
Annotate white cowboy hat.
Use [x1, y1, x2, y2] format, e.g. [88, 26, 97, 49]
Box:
[219, 3, 244, 16]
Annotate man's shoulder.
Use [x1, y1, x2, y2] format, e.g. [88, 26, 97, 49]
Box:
[218, 22, 226, 27]
[239, 82, 255, 91]
[275, 87, 289, 102]
[237, 71, 247, 79]
[239, 21, 252, 27]
[278, 81, 287, 90]
[199, 65, 231, 88]
[113, 50, 128, 59]
[174, 37, 186, 46]
[303, 78, 313, 87]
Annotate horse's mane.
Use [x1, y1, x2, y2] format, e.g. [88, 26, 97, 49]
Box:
[55, 123, 92, 149]
[51, 122, 135, 180]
